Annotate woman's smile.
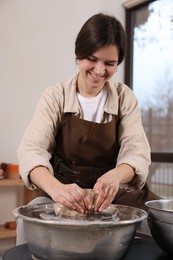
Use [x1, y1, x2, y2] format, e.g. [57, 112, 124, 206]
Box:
[90, 72, 106, 79]
[89, 71, 106, 84]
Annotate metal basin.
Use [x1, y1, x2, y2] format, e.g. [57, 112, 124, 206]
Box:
[145, 199, 173, 256]
[13, 203, 147, 260]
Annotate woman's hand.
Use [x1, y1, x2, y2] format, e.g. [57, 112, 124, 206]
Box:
[29, 166, 92, 214]
[29, 164, 134, 214]
[50, 182, 92, 214]
[93, 164, 135, 211]
[93, 169, 120, 212]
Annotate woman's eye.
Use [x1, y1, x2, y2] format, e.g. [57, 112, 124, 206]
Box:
[87, 57, 96, 62]
[105, 62, 115, 66]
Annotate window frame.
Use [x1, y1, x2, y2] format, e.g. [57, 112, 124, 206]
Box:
[123, 0, 173, 163]
[123, 0, 155, 88]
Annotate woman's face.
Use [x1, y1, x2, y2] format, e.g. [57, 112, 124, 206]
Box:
[77, 45, 119, 97]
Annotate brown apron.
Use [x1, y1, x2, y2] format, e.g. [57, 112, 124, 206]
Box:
[52, 113, 160, 210]
[53, 113, 119, 187]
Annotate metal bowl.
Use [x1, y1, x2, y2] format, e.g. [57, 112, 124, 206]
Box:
[145, 199, 173, 256]
[13, 203, 147, 260]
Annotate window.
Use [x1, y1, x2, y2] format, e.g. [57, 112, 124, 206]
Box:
[124, 0, 173, 198]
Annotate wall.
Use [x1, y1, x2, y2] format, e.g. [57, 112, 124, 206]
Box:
[0, 0, 125, 224]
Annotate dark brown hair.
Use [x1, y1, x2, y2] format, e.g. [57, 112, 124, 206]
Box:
[75, 13, 126, 65]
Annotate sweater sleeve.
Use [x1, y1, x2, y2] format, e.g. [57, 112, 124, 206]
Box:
[116, 84, 151, 190]
[16, 85, 63, 189]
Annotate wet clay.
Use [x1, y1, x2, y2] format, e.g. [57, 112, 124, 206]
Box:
[54, 189, 95, 217]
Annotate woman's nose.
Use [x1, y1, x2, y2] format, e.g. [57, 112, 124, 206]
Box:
[93, 62, 105, 75]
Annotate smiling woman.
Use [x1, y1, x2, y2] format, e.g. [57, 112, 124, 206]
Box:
[16, 12, 160, 245]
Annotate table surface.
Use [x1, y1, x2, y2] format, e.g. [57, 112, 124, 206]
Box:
[2, 238, 172, 260]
